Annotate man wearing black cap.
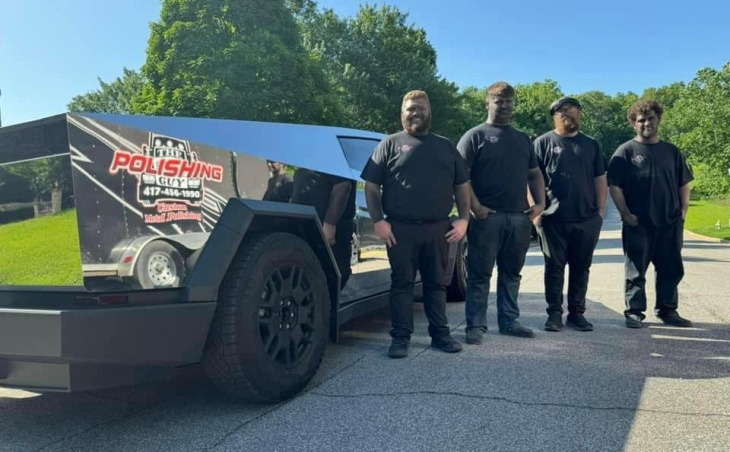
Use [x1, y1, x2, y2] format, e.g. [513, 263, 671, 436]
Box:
[533, 96, 607, 332]
[361, 89, 471, 358]
[458, 81, 545, 343]
[608, 100, 693, 329]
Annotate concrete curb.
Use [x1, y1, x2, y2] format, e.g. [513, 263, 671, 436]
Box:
[683, 229, 730, 243]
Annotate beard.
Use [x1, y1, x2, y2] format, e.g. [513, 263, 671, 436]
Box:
[557, 116, 579, 133]
[402, 114, 431, 135]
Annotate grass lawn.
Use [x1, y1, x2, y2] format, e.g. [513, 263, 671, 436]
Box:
[0, 209, 83, 286]
[685, 198, 730, 241]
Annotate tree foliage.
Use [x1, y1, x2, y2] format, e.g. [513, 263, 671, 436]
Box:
[65, 1, 730, 196]
[67, 68, 145, 114]
[133, 0, 341, 125]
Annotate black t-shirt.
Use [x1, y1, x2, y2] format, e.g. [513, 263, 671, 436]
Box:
[607, 140, 694, 228]
[360, 131, 469, 222]
[534, 131, 606, 222]
[262, 173, 293, 203]
[457, 123, 537, 212]
[290, 169, 356, 226]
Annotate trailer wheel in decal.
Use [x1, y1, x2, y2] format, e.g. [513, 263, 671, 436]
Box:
[202, 232, 330, 403]
[133, 241, 185, 289]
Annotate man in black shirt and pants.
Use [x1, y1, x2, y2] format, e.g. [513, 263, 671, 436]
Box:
[290, 168, 356, 289]
[533, 97, 607, 332]
[361, 90, 471, 358]
[457, 82, 546, 343]
[263, 160, 293, 203]
[608, 100, 694, 329]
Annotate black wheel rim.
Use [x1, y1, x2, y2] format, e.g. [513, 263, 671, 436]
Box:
[257, 264, 316, 367]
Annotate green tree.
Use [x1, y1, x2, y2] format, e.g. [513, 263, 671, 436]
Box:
[295, 4, 463, 139]
[67, 68, 145, 114]
[134, 0, 341, 125]
[511, 80, 563, 139]
[662, 64, 730, 196]
[575, 90, 635, 159]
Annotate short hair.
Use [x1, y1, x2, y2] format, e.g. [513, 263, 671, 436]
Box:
[627, 100, 663, 123]
[401, 90, 430, 111]
[486, 81, 515, 99]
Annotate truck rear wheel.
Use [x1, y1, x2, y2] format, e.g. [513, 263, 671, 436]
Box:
[202, 232, 330, 403]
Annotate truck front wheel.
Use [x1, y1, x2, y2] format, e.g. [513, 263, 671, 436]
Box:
[202, 232, 330, 403]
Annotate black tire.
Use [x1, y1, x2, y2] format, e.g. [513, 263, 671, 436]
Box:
[446, 237, 467, 302]
[133, 241, 185, 289]
[202, 232, 330, 403]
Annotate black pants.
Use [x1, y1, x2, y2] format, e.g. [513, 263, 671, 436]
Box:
[622, 220, 684, 319]
[536, 215, 603, 316]
[386, 219, 451, 340]
[465, 212, 532, 330]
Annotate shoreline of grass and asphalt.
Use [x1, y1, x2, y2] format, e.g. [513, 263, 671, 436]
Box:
[683, 197, 730, 242]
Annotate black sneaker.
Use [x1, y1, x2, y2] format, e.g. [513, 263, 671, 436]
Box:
[388, 337, 410, 359]
[566, 314, 594, 332]
[499, 321, 535, 338]
[431, 334, 463, 353]
[465, 328, 484, 345]
[657, 311, 693, 328]
[544, 313, 564, 332]
[625, 313, 643, 329]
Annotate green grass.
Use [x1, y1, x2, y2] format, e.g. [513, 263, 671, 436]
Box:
[685, 198, 730, 241]
[0, 209, 83, 286]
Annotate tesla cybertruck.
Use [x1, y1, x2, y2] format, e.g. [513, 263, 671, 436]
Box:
[0, 113, 467, 402]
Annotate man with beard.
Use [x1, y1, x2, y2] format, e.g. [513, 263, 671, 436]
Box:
[360, 90, 471, 358]
[262, 160, 293, 203]
[533, 97, 607, 332]
[458, 82, 546, 343]
[608, 100, 694, 329]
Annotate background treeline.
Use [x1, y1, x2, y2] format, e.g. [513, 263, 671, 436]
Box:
[67, 0, 730, 197]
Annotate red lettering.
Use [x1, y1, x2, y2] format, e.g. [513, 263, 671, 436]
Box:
[162, 159, 181, 177]
[129, 155, 147, 173]
[109, 151, 131, 173]
[211, 166, 223, 182]
[179, 160, 197, 178]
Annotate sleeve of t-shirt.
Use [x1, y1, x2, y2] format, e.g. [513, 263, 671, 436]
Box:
[593, 139, 606, 177]
[533, 137, 549, 177]
[456, 131, 477, 171]
[527, 138, 539, 169]
[607, 149, 626, 188]
[360, 139, 389, 185]
[675, 147, 694, 187]
[451, 144, 470, 185]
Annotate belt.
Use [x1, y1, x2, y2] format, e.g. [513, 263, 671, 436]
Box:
[387, 218, 447, 225]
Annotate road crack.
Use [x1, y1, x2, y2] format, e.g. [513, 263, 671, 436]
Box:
[308, 390, 730, 419]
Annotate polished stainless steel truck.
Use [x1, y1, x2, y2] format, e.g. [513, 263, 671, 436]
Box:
[0, 113, 467, 402]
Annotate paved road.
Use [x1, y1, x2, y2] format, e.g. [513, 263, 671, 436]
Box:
[2, 204, 729, 451]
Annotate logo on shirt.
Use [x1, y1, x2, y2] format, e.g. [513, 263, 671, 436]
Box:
[398, 144, 412, 152]
[487, 136, 499, 144]
[631, 155, 646, 165]
[551, 146, 564, 155]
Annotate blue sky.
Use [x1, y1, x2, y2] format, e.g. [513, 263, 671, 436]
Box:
[1, 0, 728, 127]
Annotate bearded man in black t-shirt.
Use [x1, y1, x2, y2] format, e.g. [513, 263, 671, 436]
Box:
[360, 90, 472, 359]
[608, 100, 694, 329]
[457, 82, 546, 343]
[533, 97, 607, 333]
